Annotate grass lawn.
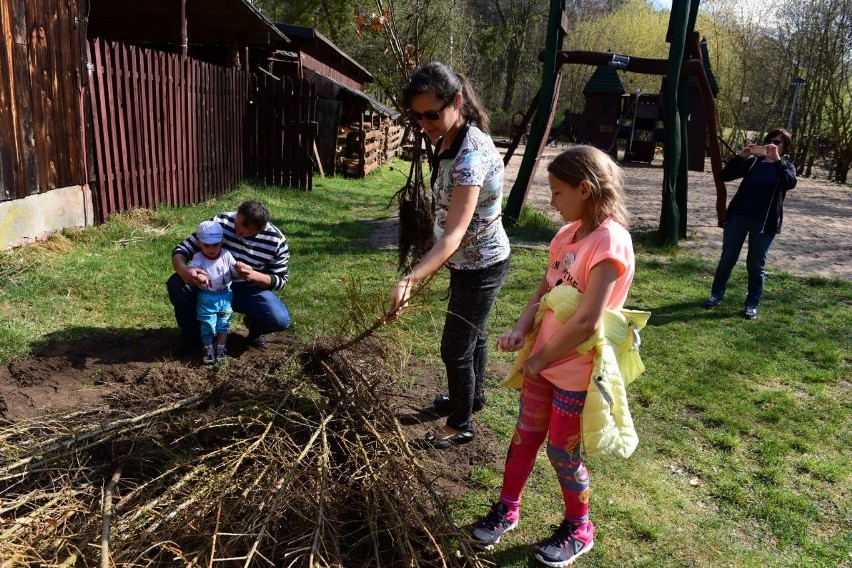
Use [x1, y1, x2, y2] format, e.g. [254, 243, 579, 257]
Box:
[0, 161, 849, 567]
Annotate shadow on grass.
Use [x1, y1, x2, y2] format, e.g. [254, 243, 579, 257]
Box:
[396, 403, 445, 426]
[26, 325, 274, 367]
[640, 300, 738, 326]
[630, 227, 665, 250]
[477, 541, 540, 566]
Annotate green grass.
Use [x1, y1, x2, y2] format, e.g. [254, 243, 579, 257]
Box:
[1, 162, 850, 567]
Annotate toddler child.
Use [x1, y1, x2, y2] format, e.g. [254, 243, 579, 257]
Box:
[188, 220, 239, 364]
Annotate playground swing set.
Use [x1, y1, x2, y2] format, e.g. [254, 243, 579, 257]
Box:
[502, 0, 726, 246]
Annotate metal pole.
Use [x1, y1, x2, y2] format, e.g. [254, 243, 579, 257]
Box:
[628, 89, 640, 158]
[737, 95, 749, 148]
[787, 77, 805, 132]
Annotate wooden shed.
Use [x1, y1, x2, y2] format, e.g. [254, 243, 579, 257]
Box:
[0, 0, 85, 229]
[618, 92, 664, 163]
[272, 24, 402, 178]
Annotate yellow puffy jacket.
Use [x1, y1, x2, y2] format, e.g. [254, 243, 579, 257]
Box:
[501, 285, 650, 458]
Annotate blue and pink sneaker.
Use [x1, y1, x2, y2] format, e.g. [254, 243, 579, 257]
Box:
[471, 502, 519, 549]
[535, 519, 594, 566]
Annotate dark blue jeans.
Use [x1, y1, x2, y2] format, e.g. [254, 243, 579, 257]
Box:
[441, 256, 511, 432]
[166, 274, 291, 345]
[710, 213, 776, 307]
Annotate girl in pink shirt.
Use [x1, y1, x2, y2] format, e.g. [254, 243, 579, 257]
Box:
[472, 146, 635, 567]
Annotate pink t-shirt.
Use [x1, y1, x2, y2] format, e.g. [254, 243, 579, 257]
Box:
[533, 217, 635, 391]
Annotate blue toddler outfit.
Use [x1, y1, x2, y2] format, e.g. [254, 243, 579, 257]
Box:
[190, 251, 237, 346]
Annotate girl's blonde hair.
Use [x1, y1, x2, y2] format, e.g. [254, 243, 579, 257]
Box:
[547, 145, 629, 230]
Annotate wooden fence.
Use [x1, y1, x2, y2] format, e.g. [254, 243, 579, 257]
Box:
[86, 39, 247, 220]
[86, 39, 317, 221]
[245, 73, 317, 190]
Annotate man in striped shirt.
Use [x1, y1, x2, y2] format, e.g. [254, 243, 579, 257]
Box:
[167, 200, 291, 351]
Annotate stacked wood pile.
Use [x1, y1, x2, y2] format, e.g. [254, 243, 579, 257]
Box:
[383, 123, 404, 163]
[401, 130, 428, 161]
[337, 118, 404, 178]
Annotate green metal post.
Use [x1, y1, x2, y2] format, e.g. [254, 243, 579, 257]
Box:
[660, 0, 700, 245]
[503, 0, 566, 226]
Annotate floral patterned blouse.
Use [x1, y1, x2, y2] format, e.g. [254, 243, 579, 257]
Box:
[431, 123, 511, 270]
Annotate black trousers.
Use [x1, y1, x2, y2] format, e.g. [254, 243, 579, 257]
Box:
[441, 256, 511, 432]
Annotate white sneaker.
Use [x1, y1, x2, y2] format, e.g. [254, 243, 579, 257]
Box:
[215, 343, 228, 362]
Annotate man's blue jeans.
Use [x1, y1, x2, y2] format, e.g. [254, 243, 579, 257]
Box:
[167, 274, 290, 345]
[710, 213, 776, 307]
[441, 256, 511, 433]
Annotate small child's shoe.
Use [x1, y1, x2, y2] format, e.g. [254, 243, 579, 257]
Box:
[202, 344, 215, 365]
[535, 519, 594, 567]
[215, 343, 228, 363]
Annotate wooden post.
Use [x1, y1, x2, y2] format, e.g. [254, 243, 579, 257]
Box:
[228, 40, 239, 69]
[659, 0, 701, 245]
[313, 141, 324, 177]
[359, 113, 365, 177]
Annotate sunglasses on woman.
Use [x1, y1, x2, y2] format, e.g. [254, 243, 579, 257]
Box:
[765, 137, 784, 145]
[408, 100, 451, 122]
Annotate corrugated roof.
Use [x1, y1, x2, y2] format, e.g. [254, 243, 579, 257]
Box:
[310, 72, 400, 119]
[583, 66, 626, 95]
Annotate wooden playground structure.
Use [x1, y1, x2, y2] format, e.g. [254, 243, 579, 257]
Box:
[502, 0, 724, 245]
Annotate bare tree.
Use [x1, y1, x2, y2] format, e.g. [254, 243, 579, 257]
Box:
[777, 0, 852, 177]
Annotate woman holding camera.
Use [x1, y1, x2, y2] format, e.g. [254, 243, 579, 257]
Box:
[703, 128, 797, 319]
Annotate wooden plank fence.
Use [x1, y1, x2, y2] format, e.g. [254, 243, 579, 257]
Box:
[86, 38, 247, 220]
[244, 73, 317, 190]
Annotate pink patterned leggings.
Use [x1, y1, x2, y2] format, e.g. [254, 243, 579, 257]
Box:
[498, 373, 589, 524]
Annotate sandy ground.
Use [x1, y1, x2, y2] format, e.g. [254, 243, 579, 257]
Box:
[507, 145, 851, 281]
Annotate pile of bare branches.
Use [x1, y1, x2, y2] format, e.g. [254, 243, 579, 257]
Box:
[0, 337, 487, 567]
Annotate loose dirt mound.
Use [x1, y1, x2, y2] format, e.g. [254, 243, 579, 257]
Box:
[0, 329, 503, 455]
[1, 329, 206, 420]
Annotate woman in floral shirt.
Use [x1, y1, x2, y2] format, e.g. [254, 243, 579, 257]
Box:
[387, 61, 511, 448]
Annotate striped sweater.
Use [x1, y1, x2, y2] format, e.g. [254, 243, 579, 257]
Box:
[173, 212, 289, 290]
